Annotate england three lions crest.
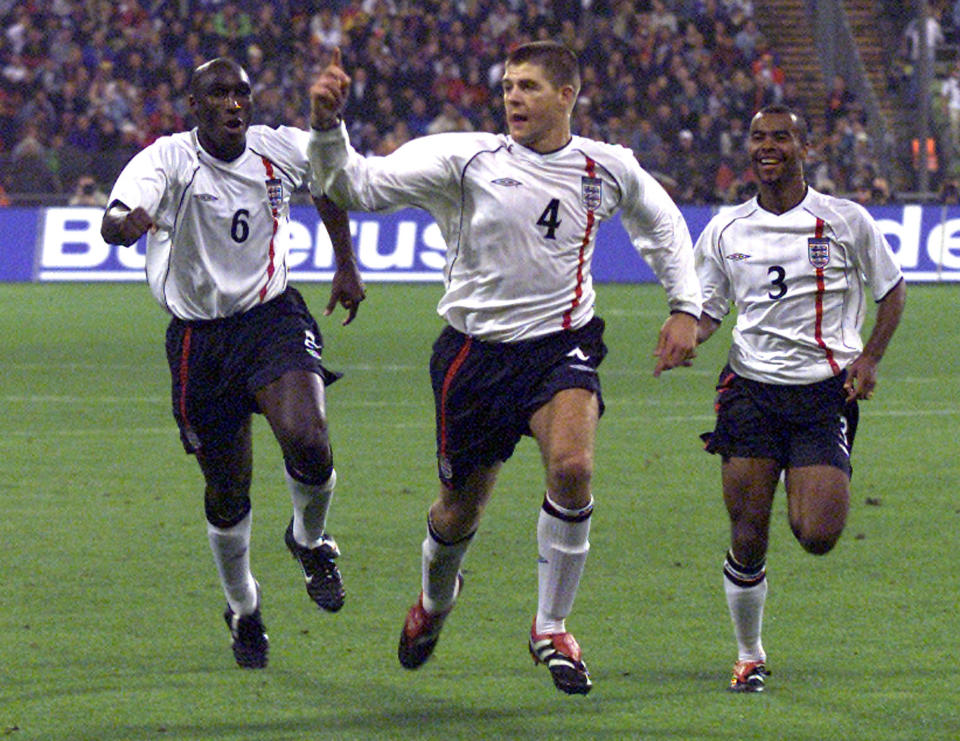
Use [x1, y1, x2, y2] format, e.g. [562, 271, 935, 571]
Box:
[808, 237, 830, 268]
[581, 176, 602, 210]
[265, 177, 283, 211]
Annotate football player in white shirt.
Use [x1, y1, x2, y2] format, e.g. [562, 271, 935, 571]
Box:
[694, 105, 906, 692]
[308, 42, 702, 694]
[100, 58, 367, 669]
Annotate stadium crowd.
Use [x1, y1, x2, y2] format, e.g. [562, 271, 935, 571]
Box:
[0, 0, 898, 206]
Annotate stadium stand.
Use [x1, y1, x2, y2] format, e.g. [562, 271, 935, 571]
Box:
[0, 0, 947, 205]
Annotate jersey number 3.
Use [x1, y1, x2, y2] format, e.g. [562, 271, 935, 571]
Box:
[768, 265, 787, 299]
[537, 199, 562, 240]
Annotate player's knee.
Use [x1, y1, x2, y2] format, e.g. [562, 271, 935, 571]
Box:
[279, 423, 332, 478]
[547, 450, 593, 493]
[799, 536, 839, 555]
[284, 442, 334, 485]
[205, 491, 251, 529]
[791, 522, 841, 555]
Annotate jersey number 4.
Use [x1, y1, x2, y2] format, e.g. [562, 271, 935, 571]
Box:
[537, 199, 562, 240]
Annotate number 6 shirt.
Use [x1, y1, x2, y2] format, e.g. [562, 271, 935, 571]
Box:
[694, 187, 903, 385]
[308, 124, 701, 342]
[106, 126, 317, 320]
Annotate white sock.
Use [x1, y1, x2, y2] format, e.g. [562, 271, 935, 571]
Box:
[207, 512, 258, 616]
[723, 552, 767, 662]
[421, 520, 471, 614]
[535, 493, 592, 635]
[287, 467, 336, 547]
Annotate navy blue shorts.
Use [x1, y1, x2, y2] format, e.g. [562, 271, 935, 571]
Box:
[701, 364, 858, 475]
[165, 286, 339, 454]
[431, 317, 607, 489]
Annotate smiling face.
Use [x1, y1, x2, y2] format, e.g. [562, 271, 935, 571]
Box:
[501, 61, 575, 153]
[189, 59, 253, 161]
[747, 110, 806, 188]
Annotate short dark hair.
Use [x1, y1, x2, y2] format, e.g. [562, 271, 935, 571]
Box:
[506, 41, 580, 93]
[753, 104, 808, 145]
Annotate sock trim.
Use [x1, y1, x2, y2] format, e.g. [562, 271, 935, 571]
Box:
[723, 551, 766, 588]
[285, 458, 334, 487]
[427, 514, 476, 546]
[541, 493, 594, 523]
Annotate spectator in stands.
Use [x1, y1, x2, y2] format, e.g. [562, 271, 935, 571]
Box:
[941, 63, 960, 157]
[9, 123, 59, 201]
[0, 0, 892, 206]
[67, 174, 108, 207]
[426, 101, 473, 135]
[903, 3, 944, 68]
[404, 94, 433, 138]
[734, 18, 761, 61]
[825, 75, 856, 134]
[870, 176, 894, 205]
[212, 3, 254, 58]
[939, 177, 960, 203]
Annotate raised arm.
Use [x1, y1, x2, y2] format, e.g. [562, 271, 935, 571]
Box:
[310, 48, 350, 131]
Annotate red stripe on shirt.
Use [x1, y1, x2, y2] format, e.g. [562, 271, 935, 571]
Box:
[438, 337, 472, 462]
[562, 155, 596, 330]
[259, 157, 279, 302]
[813, 218, 841, 375]
[178, 325, 195, 441]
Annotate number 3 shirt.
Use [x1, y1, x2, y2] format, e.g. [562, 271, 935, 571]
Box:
[106, 126, 317, 320]
[308, 124, 701, 342]
[694, 187, 903, 385]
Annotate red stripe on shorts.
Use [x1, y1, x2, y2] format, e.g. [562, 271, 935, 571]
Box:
[438, 337, 472, 461]
[178, 325, 196, 442]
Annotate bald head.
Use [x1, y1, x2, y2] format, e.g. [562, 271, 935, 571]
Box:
[190, 57, 249, 96]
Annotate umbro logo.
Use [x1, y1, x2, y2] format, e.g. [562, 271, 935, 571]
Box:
[566, 347, 590, 361]
[194, 193, 219, 202]
[491, 178, 523, 187]
[726, 252, 750, 261]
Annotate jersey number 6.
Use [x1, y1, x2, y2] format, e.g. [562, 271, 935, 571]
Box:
[231, 209, 250, 243]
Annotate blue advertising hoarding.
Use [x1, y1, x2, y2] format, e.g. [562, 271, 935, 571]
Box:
[2, 204, 960, 283]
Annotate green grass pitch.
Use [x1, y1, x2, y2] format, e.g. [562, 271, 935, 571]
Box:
[2, 281, 958, 740]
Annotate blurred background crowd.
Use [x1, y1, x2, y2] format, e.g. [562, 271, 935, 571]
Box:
[2, 0, 959, 207]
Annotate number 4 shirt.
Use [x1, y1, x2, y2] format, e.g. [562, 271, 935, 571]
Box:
[106, 126, 317, 320]
[308, 124, 701, 342]
[694, 187, 904, 385]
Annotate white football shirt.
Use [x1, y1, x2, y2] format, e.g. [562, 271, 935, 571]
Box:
[695, 187, 903, 384]
[107, 125, 317, 320]
[309, 124, 701, 341]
